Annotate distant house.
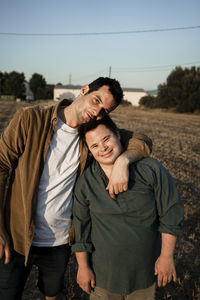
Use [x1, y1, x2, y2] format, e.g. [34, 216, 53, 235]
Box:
[54, 85, 148, 106]
[123, 88, 147, 106]
[54, 84, 82, 102]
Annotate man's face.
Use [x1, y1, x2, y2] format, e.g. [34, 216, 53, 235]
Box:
[85, 124, 122, 167]
[76, 85, 117, 125]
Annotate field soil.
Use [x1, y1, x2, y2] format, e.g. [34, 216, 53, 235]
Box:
[0, 100, 199, 300]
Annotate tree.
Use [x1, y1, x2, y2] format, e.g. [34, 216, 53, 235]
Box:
[0, 71, 4, 96]
[154, 66, 200, 113]
[29, 73, 46, 100]
[45, 84, 54, 99]
[2, 71, 25, 99]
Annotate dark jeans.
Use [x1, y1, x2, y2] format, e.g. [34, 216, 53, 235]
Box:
[0, 244, 71, 300]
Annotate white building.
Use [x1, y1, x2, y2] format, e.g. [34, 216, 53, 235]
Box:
[54, 85, 81, 102]
[54, 85, 147, 106]
[123, 88, 147, 106]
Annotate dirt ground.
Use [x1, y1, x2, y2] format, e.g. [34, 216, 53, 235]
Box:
[0, 100, 199, 300]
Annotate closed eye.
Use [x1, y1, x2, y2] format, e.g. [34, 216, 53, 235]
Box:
[94, 97, 101, 104]
[90, 144, 98, 149]
[103, 136, 110, 142]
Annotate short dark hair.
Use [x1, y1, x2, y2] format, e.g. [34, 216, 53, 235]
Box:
[79, 115, 119, 144]
[88, 77, 123, 106]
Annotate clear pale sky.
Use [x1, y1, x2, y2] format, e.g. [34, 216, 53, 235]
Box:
[0, 0, 200, 90]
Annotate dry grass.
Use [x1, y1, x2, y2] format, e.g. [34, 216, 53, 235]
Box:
[0, 100, 199, 300]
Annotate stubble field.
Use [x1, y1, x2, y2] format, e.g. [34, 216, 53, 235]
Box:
[0, 100, 199, 300]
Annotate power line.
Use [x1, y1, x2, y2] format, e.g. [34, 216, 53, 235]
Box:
[0, 25, 200, 36]
[113, 61, 200, 73]
[60, 61, 199, 85]
[72, 69, 108, 82]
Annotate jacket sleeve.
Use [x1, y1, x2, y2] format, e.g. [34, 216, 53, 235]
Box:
[71, 177, 93, 253]
[118, 128, 152, 157]
[0, 108, 28, 209]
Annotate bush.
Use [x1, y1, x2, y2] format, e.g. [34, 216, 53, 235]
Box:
[139, 95, 156, 108]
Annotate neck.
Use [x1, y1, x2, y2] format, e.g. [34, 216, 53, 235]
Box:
[63, 105, 79, 128]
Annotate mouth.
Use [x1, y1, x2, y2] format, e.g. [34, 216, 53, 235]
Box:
[86, 112, 94, 120]
[102, 149, 113, 158]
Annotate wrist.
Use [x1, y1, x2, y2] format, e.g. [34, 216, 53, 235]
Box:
[159, 253, 174, 259]
[115, 153, 130, 166]
[78, 264, 90, 271]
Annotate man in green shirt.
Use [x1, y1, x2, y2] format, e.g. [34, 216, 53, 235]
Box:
[72, 116, 184, 300]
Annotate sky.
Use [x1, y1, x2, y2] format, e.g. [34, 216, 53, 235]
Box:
[0, 0, 200, 90]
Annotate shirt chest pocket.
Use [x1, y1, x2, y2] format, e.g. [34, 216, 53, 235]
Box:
[116, 187, 156, 216]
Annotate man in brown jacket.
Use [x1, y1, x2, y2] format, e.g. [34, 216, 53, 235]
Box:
[0, 77, 151, 300]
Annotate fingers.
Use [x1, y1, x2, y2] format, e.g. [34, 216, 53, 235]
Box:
[172, 270, 177, 282]
[106, 182, 128, 199]
[119, 183, 128, 193]
[77, 268, 95, 294]
[79, 281, 95, 294]
[117, 184, 127, 193]
[106, 185, 116, 200]
[0, 230, 11, 264]
[0, 243, 11, 264]
[154, 267, 158, 276]
[4, 245, 11, 264]
[162, 275, 169, 287]
[77, 277, 90, 294]
[91, 278, 95, 289]
[0, 244, 4, 259]
[79, 283, 90, 294]
[157, 273, 166, 287]
[157, 271, 176, 287]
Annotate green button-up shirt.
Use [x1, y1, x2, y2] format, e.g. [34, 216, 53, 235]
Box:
[72, 158, 184, 295]
[0, 100, 152, 264]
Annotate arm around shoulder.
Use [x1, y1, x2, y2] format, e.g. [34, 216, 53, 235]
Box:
[107, 129, 152, 199]
[119, 128, 152, 158]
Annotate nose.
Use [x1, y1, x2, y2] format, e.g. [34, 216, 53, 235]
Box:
[99, 142, 108, 152]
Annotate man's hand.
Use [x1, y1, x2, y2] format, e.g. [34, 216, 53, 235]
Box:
[0, 228, 11, 264]
[106, 154, 129, 199]
[154, 255, 177, 287]
[77, 266, 95, 294]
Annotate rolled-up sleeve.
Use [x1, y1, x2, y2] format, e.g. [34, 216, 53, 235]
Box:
[119, 129, 152, 157]
[153, 161, 184, 236]
[72, 178, 93, 253]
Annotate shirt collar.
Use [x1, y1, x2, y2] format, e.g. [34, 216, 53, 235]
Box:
[51, 99, 72, 124]
[92, 160, 108, 182]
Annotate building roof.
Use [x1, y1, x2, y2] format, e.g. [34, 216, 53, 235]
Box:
[123, 88, 145, 92]
[54, 85, 145, 92]
[54, 84, 82, 89]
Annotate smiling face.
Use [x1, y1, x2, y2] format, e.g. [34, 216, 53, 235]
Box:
[75, 85, 117, 125]
[85, 124, 122, 168]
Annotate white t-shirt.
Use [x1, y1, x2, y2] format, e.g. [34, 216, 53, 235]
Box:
[32, 117, 80, 246]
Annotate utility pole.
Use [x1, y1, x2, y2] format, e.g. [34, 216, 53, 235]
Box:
[109, 66, 111, 78]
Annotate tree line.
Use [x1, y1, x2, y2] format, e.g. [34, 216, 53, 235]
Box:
[0, 71, 54, 100]
[139, 66, 200, 113]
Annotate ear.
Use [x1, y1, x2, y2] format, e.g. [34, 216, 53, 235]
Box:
[80, 84, 90, 95]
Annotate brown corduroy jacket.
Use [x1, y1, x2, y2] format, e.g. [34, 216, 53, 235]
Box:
[0, 100, 152, 264]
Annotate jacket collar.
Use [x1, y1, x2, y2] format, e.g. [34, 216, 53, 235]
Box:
[51, 99, 73, 127]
